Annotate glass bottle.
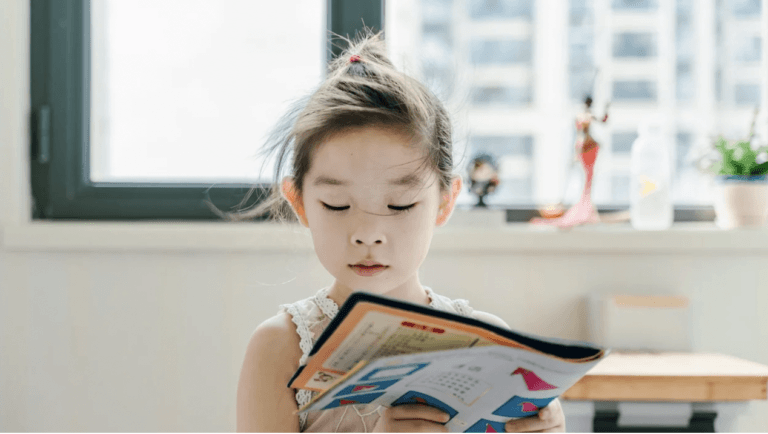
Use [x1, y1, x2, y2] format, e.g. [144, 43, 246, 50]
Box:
[630, 120, 674, 230]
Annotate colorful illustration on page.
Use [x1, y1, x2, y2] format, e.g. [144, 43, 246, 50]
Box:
[492, 395, 556, 418]
[359, 362, 429, 382]
[322, 391, 386, 410]
[392, 391, 458, 421]
[465, 418, 507, 433]
[333, 379, 400, 397]
[511, 367, 557, 391]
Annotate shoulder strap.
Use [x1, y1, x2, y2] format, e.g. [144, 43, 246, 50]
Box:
[280, 303, 314, 365]
[279, 302, 315, 430]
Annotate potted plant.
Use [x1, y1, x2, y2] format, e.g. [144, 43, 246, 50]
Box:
[698, 135, 768, 229]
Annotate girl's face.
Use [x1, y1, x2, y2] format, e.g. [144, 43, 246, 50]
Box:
[284, 126, 459, 301]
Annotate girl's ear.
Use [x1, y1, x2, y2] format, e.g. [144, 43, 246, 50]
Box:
[281, 176, 309, 227]
[436, 176, 463, 227]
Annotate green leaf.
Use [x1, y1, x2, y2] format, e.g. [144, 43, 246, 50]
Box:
[752, 162, 768, 176]
[722, 160, 737, 175]
[715, 137, 728, 152]
[711, 161, 723, 174]
[732, 161, 745, 175]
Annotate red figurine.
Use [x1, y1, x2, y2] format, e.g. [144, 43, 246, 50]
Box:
[530, 95, 610, 228]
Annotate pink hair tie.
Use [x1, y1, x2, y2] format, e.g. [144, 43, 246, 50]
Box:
[349, 55, 361, 63]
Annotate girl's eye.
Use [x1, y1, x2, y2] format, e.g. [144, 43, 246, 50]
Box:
[321, 203, 350, 212]
[388, 203, 417, 213]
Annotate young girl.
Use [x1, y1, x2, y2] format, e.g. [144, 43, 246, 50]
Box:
[235, 33, 566, 433]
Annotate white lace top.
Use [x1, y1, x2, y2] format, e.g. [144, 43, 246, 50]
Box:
[279, 287, 475, 432]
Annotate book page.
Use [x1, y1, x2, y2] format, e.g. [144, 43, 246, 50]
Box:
[289, 294, 604, 392]
[292, 306, 510, 391]
[323, 311, 486, 372]
[299, 345, 607, 433]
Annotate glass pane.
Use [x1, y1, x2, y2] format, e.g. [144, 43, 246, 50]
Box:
[612, 80, 657, 101]
[613, 32, 657, 58]
[472, 86, 532, 106]
[384, 0, 766, 208]
[468, 0, 534, 20]
[90, 0, 324, 183]
[470, 39, 533, 64]
[611, 0, 657, 10]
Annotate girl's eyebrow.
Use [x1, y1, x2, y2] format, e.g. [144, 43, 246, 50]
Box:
[311, 173, 422, 187]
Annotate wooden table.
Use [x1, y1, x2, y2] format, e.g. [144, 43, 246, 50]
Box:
[559, 352, 768, 432]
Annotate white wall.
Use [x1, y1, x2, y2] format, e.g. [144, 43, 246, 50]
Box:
[1, 250, 767, 431]
[2, 1, 768, 432]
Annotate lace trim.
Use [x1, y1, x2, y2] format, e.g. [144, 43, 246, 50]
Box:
[452, 298, 474, 317]
[313, 287, 339, 320]
[423, 287, 440, 309]
[353, 405, 383, 433]
[281, 302, 317, 430]
[280, 303, 314, 365]
[296, 389, 312, 430]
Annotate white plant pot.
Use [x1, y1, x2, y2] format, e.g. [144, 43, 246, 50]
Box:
[712, 176, 768, 229]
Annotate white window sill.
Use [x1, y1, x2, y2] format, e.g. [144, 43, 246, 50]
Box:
[3, 221, 768, 253]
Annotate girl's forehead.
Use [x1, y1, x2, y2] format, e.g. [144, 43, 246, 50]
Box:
[309, 127, 432, 184]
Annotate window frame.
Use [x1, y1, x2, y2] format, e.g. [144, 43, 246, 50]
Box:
[29, 0, 383, 220]
[29, 0, 714, 222]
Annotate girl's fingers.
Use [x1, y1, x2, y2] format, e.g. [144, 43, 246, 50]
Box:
[387, 404, 451, 423]
[504, 401, 564, 433]
[505, 415, 561, 433]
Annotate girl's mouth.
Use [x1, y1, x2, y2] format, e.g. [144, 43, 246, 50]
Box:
[349, 264, 388, 277]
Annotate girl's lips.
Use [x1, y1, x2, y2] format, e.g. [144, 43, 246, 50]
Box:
[349, 264, 388, 277]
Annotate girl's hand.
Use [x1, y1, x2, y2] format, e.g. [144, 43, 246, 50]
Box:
[505, 398, 565, 433]
[373, 404, 450, 433]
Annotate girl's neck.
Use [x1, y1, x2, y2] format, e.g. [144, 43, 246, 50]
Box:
[325, 277, 431, 308]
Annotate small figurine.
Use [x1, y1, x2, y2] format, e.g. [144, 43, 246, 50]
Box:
[467, 153, 500, 207]
[531, 95, 609, 228]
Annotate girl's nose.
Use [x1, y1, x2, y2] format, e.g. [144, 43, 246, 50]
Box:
[351, 228, 387, 246]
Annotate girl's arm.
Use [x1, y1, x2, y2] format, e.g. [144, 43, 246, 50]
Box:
[236, 314, 303, 432]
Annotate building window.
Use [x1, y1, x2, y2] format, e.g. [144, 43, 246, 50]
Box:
[469, 136, 534, 157]
[611, 132, 636, 154]
[468, 0, 534, 19]
[613, 32, 657, 58]
[472, 86, 532, 106]
[470, 39, 533, 64]
[612, 81, 657, 102]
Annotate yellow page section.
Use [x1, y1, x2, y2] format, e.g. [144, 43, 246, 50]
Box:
[322, 310, 486, 373]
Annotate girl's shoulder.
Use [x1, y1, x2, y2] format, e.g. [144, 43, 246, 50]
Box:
[471, 309, 511, 329]
[246, 312, 304, 370]
[237, 313, 303, 432]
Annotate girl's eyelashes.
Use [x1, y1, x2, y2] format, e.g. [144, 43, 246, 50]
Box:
[319, 202, 417, 213]
[321, 202, 350, 212]
[388, 203, 417, 213]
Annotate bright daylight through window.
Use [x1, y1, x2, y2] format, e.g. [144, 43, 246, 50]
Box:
[89, 0, 766, 211]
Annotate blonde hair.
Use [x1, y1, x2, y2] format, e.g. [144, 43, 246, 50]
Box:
[232, 31, 454, 222]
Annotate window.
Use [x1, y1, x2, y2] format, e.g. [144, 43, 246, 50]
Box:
[386, 0, 766, 215]
[613, 32, 657, 58]
[30, 0, 383, 219]
[32, 0, 766, 221]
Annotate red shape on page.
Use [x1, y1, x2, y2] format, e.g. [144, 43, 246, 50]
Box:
[485, 423, 499, 432]
[511, 367, 557, 391]
[352, 385, 377, 392]
[520, 401, 538, 412]
[339, 399, 357, 406]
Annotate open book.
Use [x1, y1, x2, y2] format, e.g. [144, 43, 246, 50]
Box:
[288, 292, 608, 433]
